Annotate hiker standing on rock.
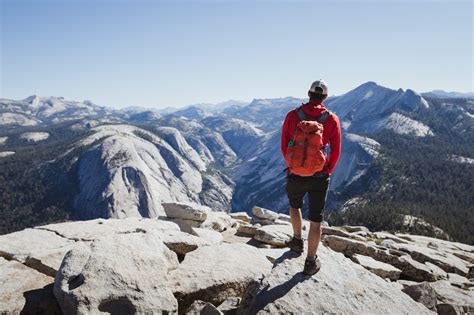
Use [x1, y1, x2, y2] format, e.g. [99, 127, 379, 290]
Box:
[281, 80, 342, 276]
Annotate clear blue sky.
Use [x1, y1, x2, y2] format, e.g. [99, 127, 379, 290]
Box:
[1, 0, 473, 108]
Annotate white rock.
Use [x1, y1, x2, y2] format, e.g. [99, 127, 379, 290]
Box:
[274, 219, 291, 226]
[41, 217, 203, 255]
[0, 228, 75, 276]
[352, 254, 402, 280]
[254, 224, 294, 247]
[37, 217, 180, 241]
[322, 226, 353, 238]
[396, 233, 474, 258]
[161, 217, 202, 233]
[237, 224, 260, 236]
[191, 227, 224, 246]
[323, 235, 446, 282]
[169, 243, 272, 312]
[277, 213, 291, 222]
[342, 225, 370, 233]
[252, 206, 279, 221]
[240, 245, 432, 314]
[54, 232, 179, 314]
[321, 227, 366, 242]
[430, 280, 474, 313]
[229, 212, 251, 223]
[385, 242, 469, 276]
[201, 211, 235, 232]
[251, 216, 277, 226]
[0, 257, 59, 314]
[159, 229, 208, 255]
[162, 202, 210, 221]
[373, 231, 409, 244]
[447, 273, 474, 289]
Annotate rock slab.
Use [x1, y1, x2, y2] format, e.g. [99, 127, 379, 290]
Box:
[0, 257, 60, 314]
[240, 245, 432, 314]
[401, 282, 437, 311]
[169, 243, 272, 312]
[163, 202, 210, 221]
[352, 254, 402, 280]
[54, 232, 179, 314]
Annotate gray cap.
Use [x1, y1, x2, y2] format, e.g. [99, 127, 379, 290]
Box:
[309, 80, 328, 95]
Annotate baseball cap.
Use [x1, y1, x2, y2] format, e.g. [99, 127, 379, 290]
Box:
[309, 80, 328, 95]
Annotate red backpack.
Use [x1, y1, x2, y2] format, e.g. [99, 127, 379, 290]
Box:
[284, 107, 329, 176]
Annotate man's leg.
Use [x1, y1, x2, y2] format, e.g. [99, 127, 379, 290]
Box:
[285, 175, 306, 253]
[307, 221, 321, 258]
[303, 175, 329, 276]
[289, 206, 302, 238]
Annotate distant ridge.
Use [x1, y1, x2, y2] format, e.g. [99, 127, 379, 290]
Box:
[422, 90, 474, 99]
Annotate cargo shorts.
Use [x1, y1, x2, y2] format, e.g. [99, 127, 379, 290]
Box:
[286, 173, 330, 223]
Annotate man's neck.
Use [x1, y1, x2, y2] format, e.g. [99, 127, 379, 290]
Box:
[308, 99, 324, 105]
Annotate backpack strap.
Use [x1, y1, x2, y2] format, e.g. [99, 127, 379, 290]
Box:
[297, 106, 331, 123]
[296, 107, 305, 121]
[318, 111, 330, 124]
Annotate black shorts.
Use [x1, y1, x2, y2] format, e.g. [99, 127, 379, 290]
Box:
[285, 173, 330, 223]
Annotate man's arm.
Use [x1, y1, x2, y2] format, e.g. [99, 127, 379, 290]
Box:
[326, 114, 342, 175]
[281, 111, 292, 157]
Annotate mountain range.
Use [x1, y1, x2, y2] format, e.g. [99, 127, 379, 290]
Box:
[0, 82, 473, 244]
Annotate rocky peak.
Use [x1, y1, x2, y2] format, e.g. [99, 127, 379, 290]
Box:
[1, 203, 472, 314]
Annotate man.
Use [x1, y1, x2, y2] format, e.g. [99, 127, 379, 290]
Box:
[281, 80, 341, 276]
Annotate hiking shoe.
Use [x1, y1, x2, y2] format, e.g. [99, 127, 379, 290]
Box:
[303, 257, 321, 276]
[285, 236, 304, 253]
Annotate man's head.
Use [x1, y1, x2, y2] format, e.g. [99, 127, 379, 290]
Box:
[308, 80, 328, 102]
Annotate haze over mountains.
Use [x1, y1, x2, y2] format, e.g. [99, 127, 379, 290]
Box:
[0, 82, 473, 244]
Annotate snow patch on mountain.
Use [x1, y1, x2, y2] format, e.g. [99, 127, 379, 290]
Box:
[379, 113, 434, 137]
[70, 119, 102, 131]
[449, 155, 474, 165]
[0, 151, 15, 158]
[423, 90, 474, 99]
[0, 112, 40, 126]
[326, 82, 429, 133]
[227, 97, 305, 131]
[19, 132, 50, 142]
[345, 134, 381, 157]
[0, 95, 121, 129]
[126, 111, 161, 124]
[173, 106, 213, 120]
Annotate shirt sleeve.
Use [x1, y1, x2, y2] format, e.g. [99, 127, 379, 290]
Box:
[326, 114, 342, 175]
[281, 111, 292, 157]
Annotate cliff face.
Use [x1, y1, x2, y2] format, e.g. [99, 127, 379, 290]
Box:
[1, 204, 472, 314]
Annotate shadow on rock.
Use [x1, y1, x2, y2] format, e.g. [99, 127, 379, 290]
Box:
[21, 283, 62, 315]
[273, 250, 302, 267]
[250, 272, 308, 314]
